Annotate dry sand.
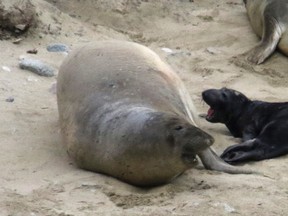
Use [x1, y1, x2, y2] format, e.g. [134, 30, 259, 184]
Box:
[1, 0, 288, 215]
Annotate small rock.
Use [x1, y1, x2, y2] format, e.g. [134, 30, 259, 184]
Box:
[206, 47, 221, 55]
[27, 49, 38, 54]
[15, 24, 27, 31]
[6, 96, 14, 103]
[13, 38, 23, 44]
[161, 47, 174, 54]
[47, 43, 70, 53]
[223, 203, 236, 213]
[19, 58, 55, 77]
[2, 66, 11, 72]
[213, 202, 236, 213]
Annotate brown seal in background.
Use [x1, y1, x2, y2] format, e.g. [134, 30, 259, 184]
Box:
[244, 0, 288, 64]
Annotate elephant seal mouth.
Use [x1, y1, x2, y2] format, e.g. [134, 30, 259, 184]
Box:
[182, 153, 198, 166]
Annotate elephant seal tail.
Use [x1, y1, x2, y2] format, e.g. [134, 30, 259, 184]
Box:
[198, 147, 259, 175]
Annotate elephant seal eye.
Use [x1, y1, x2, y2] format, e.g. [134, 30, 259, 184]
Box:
[174, 125, 183, 131]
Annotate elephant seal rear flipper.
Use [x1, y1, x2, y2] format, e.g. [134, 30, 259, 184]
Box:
[247, 14, 283, 64]
[244, 0, 288, 64]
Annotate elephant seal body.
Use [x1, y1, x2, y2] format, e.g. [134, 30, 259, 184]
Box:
[244, 0, 288, 64]
[57, 41, 253, 186]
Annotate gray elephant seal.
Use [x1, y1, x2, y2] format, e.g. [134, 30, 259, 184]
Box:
[244, 0, 288, 64]
[57, 41, 254, 186]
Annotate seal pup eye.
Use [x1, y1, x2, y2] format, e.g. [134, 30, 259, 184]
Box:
[221, 91, 228, 99]
[174, 125, 184, 131]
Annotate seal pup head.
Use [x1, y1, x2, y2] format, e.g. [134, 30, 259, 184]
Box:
[202, 87, 250, 124]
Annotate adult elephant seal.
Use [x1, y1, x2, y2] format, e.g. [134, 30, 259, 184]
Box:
[244, 0, 288, 64]
[57, 41, 253, 186]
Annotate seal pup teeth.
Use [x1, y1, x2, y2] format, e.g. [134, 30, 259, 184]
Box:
[202, 87, 288, 163]
[244, 0, 288, 64]
[57, 41, 255, 186]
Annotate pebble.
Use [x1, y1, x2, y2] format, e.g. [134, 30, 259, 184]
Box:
[161, 47, 174, 54]
[47, 43, 70, 53]
[161, 47, 192, 57]
[19, 58, 55, 77]
[206, 47, 222, 55]
[6, 96, 14, 103]
[27, 48, 38, 54]
[213, 202, 236, 213]
[2, 66, 11, 72]
[13, 38, 23, 44]
[15, 24, 27, 31]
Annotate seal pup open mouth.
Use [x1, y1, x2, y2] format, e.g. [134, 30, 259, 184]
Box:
[206, 107, 216, 121]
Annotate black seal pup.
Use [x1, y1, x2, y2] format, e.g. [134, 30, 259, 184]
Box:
[202, 87, 288, 163]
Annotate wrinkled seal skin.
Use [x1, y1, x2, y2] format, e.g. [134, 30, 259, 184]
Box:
[244, 0, 288, 64]
[202, 87, 288, 164]
[57, 41, 253, 186]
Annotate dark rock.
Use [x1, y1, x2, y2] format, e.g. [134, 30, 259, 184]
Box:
[5, 96, 14, 102]
[19, 58, 55, 77]
[47, 43, 70, 52]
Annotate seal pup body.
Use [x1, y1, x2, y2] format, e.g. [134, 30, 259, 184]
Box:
[57, 41, 253, 186]
[202, 87, 288, 163]
[244, 0, 288, 64]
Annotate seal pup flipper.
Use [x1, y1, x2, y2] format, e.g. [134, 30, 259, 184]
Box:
[198, 147, 256, 174]
[221, 138, 288, 164]
[220, 139, 263, 163]
[247, 15, 283, 64]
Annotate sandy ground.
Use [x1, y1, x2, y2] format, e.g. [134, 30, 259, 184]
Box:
[1, 0, 288, 215]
